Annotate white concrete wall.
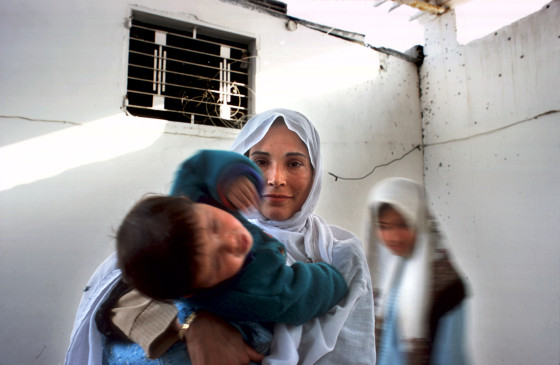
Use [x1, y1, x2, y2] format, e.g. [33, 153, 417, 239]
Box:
[0, 0, 421, 363]
[420, 1, 560, 364]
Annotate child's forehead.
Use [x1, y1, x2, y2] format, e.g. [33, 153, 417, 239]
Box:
[188, 204, 213, 247]
[193, 203, 214, 222]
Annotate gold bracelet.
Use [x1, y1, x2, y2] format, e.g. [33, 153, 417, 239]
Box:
[177, 312, 198, 341]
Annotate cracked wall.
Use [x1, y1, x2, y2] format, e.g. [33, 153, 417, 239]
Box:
[420, 2, 560, 364]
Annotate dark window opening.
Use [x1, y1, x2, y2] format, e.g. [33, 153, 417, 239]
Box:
[126, 18, 253, 129]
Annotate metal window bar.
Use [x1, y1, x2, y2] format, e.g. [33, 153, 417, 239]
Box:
[128, 62, 250, 91]
[127, 74, 249, 113]
[128, 47, 250, 79]
[132, 23, 249, 55]
[128, 75, 249, 102]
[127, 37, 250, 85]
[128, 88, 248, 111]
[126, 20, 251, 128]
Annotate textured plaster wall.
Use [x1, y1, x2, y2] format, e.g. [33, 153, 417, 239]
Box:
[420, 1, 560, 364]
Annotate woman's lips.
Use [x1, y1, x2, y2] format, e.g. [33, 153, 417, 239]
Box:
[263, 194, 291, 203]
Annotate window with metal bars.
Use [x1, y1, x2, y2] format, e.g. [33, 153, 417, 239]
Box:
[126, 17, 254, 129]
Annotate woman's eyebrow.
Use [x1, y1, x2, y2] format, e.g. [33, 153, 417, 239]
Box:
[250, 150, 309, 159]
[249, 150, 269, 157]
[285, 152, 308, 159]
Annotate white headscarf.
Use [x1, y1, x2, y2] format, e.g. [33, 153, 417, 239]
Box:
[367, 177, 437, 341]
[230, 108, 333, 264]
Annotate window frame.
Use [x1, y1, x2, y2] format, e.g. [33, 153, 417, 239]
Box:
[124, 11, 257, 130]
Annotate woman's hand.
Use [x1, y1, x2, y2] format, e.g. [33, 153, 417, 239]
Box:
[183, 311, 265, 365]
[226, 176, 260, 213]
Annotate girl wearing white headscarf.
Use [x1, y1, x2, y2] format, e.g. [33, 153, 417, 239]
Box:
[367, 177, 468, 365]
[231, 109, 375, 364]
[65, 109, 375, 365]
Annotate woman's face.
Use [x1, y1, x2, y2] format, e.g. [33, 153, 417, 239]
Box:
[376, 205, 416, 257]
[248, 122, 314, 221]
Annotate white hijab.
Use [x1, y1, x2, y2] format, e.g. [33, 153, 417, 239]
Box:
[232, 109, 375, 365]
[367, 177, 437, 341]
[230, 108, 333, 264]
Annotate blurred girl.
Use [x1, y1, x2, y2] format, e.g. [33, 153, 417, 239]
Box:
[368, 177, 469, 365]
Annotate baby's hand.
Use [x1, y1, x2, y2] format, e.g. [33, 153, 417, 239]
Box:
[226, 176, 260, 213]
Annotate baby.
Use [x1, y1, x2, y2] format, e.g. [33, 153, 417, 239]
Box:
[116, 149, 348, 328]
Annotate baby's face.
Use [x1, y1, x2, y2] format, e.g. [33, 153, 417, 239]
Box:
[192, 203, 253, 289]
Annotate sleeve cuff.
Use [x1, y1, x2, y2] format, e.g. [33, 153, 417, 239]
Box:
[217, 163, 264, 208]
[129, 301, 179, 358]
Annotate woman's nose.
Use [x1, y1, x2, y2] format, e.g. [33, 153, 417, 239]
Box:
[267, 164, 286, 187]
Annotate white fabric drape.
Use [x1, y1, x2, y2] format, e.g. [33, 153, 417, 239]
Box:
[231, 109, 375, 365]
[65, 253, 121, 365]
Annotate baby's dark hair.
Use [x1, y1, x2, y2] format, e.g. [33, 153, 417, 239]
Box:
[116, 195, 202, 300]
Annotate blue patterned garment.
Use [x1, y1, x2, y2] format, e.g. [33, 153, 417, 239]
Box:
[377, 265, 405, 365]
[103, 339, 190, 365]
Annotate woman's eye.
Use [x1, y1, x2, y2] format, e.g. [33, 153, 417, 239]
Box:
[288, 160, 303, 168]
[252, 159, 267, 166]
